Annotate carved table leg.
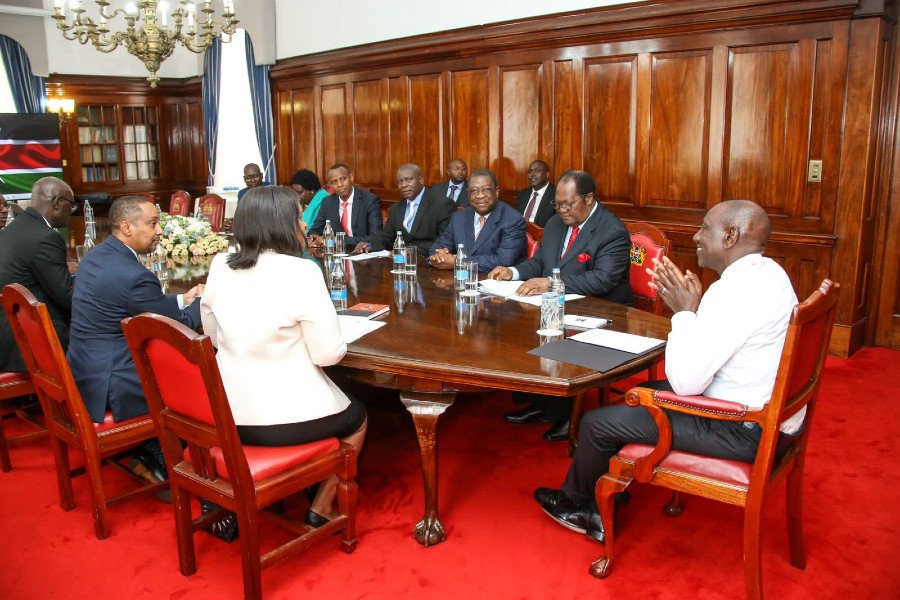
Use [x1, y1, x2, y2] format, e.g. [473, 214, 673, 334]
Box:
[400, 391, 456, 547]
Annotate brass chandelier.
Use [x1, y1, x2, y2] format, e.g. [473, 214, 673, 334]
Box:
[51, 1, 239, 87]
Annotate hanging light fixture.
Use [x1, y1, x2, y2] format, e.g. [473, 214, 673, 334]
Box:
[51, 0, 239, 88]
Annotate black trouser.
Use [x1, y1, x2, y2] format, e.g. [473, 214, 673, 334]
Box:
[511, 392, 573, 422]
[561, 381, 763, 505]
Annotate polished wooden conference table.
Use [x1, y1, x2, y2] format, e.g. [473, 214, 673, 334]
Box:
[169, 251, 671, 547]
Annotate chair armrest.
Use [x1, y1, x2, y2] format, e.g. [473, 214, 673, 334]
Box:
[622, 387, 763, 482]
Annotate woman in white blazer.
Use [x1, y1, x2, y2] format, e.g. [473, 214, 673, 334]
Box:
[200, 186, 366, 527]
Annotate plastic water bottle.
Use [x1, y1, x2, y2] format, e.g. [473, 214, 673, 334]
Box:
[454, 243, 467, 291]
[155, 202, 162, 216]
[152, 243, 169, 284]
[550, 267, 565, 330]
[323, 219, 335, 258]
[392, 231, 406, 272]
[330, 258, 347, 311]
[84, 199, 96, 241]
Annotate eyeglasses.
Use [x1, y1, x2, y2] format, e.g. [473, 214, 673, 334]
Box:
[551, 196, 584, 212]
[56, 196, 78, 213]
[469, 186, 496, 197]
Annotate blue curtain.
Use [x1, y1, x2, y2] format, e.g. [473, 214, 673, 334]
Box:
[0, 35, 46, 114]
[244, 34, 275, 185]
[202, 38, 222, 187]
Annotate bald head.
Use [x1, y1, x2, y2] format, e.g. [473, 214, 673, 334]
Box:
[30, 177, 75, 229]
[716, 200, 771, 252]
[695, 200, 771, 274]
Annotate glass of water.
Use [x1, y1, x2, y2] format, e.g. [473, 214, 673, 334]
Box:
[538, 291, 563, 336]
[334, 232, 347, 257]
[461, 260, 479, 296]
[405, 246, 417, 275]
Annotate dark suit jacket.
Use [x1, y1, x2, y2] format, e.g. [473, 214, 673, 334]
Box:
[515, 184, 556, 228]
[514, 204, 633, 304]
[309, 187, 383, 247]
[431, 181, 469, 208]
[0, 207, 74, 372]
[66, 236, 201, 422]
[429, 201, 527, 272]
[376, 188, 455, 255]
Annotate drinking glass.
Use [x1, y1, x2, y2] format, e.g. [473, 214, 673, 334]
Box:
[461, 260, 479, 296]
[405, 246, 417, 275]
[538, 291, 563, 336]
[334, 232, 347, 257]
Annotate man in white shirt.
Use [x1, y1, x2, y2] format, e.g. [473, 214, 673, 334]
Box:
[514, 160, 556, 227]
[534, 200, 799, 543]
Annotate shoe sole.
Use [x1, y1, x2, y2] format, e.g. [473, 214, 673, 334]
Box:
[540, 505, 587, 534]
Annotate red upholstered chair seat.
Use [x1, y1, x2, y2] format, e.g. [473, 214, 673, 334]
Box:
[192, 437, 340, 483]
[618, 444, 752, 487]
[0, 371, 31, 387]
[526, 233, 540, 258]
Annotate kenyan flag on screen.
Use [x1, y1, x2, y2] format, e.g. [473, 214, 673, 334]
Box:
[0, 113, 63, 200]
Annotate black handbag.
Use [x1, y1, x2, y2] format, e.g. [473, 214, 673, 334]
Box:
[199, 498, 239, 542]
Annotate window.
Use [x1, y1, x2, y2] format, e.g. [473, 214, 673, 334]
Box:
[0, 55, 17, 112]
[213, 29, 262, 190]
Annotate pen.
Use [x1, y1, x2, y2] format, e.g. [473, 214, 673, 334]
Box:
[352, 243, 371, 256]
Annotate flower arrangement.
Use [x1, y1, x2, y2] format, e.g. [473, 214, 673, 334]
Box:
[159, 213, 229, 258]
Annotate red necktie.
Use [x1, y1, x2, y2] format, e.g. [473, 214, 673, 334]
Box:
[475, 215, 486, 240]
[523, 191, 538, 222]
[562, 226, 579, 257]
[341, 201, 350, 234]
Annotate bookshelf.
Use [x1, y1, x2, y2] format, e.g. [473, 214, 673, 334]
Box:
[75, 104, 160, 183]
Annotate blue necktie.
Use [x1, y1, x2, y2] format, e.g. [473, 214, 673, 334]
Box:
[449, 185, 459, 201]
[404, 200, 417, 231]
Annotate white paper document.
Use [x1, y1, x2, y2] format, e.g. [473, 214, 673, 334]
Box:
[345, 250, 390, 261]
[570, 328, 664, 354]
[338, 315, 387, 343]
[564, 314, 609, 329]
[478, 279, 584, 306]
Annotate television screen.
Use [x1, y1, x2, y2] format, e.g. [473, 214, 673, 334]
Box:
[0, 113, 64, 201]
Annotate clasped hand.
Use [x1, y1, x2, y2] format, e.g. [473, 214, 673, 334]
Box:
[647, 256, 701, 313]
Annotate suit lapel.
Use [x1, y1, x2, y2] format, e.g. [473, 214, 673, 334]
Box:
[558, 208, 600, 268]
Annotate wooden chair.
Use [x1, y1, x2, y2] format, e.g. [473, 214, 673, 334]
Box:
[123, 313, 358, 600]
[169, 191, 192, 216]
[198, 194, 226, 232]
[135, 192, 158, 203]
[590, 279, 840, 600]
[0, 283, 166, 539]
[526, 221, 543, 259]
[0, 371, 43, 472]
[626, 222, 672, 316]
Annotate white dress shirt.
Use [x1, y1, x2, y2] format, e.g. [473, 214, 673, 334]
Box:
[664, 253, 802, 433]
[200, 251, 350, 426]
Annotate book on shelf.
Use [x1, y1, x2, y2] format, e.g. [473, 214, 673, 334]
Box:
[339, 303, 390, 319]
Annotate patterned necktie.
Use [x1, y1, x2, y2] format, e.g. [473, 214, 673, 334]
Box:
[341, 201, 350, 234]
[475, 215, 486, 240]
[449, 185, 459, 201]
[523, 191, 539, 222]
[562, 226, 580, 257]
[404, 200, 417, 231]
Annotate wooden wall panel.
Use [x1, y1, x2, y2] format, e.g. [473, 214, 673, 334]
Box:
[269, 0, 900, 354]
[450, 70, 490, 175]
[646, 51, 711, 209]
[352, 80, 384, 187]
[388, 77, 410, 182]
[583, 56, 637, 204]
[320, 85, 348, 173]
[500, 66, 541, 192]
[290, 88, 316, 175]
[724, 44, 799, 215]
[409, 74, 443, 185]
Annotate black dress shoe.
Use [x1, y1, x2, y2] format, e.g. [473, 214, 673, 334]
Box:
[542, 419, 570, 442]
[305, 509, 329, 528]
[130, 448, 167, 482]
[504, 405, 551, 424]
[534, 487, 579, 512]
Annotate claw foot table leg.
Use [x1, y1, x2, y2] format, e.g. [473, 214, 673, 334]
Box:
[401, 391, 455, 547]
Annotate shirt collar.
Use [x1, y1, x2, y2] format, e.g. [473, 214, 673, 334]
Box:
[573, 201, 598, 229]
[408, 187, 425, 206]
[532, 182, 550, 196]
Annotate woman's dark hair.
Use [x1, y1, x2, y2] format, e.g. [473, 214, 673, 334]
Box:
[227, 186, 302, 270]
[289, 169, 321, 191]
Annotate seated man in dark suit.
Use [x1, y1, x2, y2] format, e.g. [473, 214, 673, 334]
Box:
[373, 164, 455, 256]
[488, 170, 633, 441]
[428, 168, 527, 272]
[237, 163, 270, 200]
[515, 160, 556, 228]
[308, 163, 383, 249]
[0, 177, 77, 372]
[431, 158, 470, 208]
[67, 196, 204, 479]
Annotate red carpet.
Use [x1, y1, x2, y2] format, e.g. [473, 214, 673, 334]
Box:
[1, 347, 898, 599]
